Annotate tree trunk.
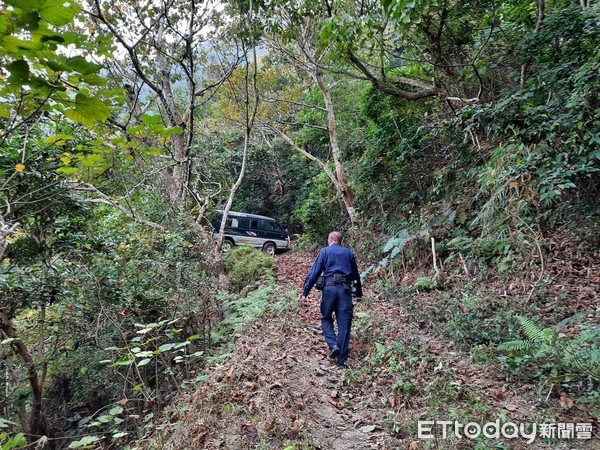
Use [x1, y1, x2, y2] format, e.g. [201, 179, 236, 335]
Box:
[520, 0, 546, 88]
[0, 311, 44, 441]
[314, 71, 357, 225]
[156, 20, 190, 208]
[217, 34, 260, 246]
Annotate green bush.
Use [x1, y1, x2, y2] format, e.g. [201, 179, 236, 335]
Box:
[293, 172, 349, 245]
[223, 246, 275, 293]
[444, 303, 520, 348]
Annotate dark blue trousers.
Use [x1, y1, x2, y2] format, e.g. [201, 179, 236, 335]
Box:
[320, 285, 353, 366]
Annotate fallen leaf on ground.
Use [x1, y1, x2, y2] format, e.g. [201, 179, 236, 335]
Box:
[559, 393, 574, 409]
[326, 397, 345, 409]
[242, 423, 258, 441]
[493, 390, 505, 400]
[191, 431, 207, 446]
[293, 418, 306, 431]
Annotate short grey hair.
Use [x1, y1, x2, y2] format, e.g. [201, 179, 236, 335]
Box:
[328, 231, 342, 244]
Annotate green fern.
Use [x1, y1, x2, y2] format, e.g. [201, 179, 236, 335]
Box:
[498, 315, 554, 354]
[415, 276, 435, 290]
[498, 315, 600, 382]
[561, 329, 600, 382]
[516, 315, 554, 344]
[498, 339, 534, 353]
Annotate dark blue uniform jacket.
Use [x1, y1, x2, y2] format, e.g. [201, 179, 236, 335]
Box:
[302, 243, 363, 298]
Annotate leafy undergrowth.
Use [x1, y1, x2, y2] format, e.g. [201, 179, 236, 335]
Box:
[145, 251, 597, 449]
[384, 225, 599, 402]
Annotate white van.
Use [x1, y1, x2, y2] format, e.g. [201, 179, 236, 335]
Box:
[212, 211, 290, 255]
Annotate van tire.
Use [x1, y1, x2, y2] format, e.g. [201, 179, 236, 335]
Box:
[262, 242, 276, 256]
[222, 239, 235, 252]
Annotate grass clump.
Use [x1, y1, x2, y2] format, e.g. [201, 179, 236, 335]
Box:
[223, 245, 275, 294]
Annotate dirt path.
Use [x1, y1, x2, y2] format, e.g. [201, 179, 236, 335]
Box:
[161, 251, 402, 449]
[159, 251, 595, 449]
[273, 251, 401, 449]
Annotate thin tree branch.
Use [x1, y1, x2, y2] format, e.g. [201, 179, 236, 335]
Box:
[73, 182, 169, 233]
[347, 50, 441, 100]
[261, 97, 327, 113]
[265, 124, 342, 194]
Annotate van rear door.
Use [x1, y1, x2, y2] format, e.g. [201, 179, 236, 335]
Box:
[260, 220, 286, 240]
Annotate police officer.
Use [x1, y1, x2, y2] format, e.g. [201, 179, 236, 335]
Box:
[301, 231, 363, 368]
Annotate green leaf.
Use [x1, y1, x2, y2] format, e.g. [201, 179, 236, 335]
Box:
[0, 417, 19, 428]
[0, 432, 26, 448]
[64, 93, 110, 126]
[141, 114, 161, 125]
[66, 56, 102, 75]
[81, 154, 106, 167]
[149, 123, 165, 133]
[81, 73, 107, 86]
[161, 126, 182, 137]
[126, 125, 145, 135]
[68, 435, 102, 449]
[57, 166, 78, 175]
[40, 33, 65, 44]
[109, 406, 123, 416]
[158, 343, 174, 352]
[44, 134, 73, 146]
[0, 35, 42, 54]
[147, 147, 163, 155]
[6, 60, 30, 85]
[113, 357, 133, 366]
[39, 0, 81, 26]
[173, 341, 190, 349]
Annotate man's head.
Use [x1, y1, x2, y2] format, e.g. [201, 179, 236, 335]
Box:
[328, 231, 342, 245]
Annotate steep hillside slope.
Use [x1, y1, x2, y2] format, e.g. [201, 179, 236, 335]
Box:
[153, 251, 596, 449]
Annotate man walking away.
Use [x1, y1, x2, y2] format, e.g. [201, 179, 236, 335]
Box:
[301, 231, 363, 368]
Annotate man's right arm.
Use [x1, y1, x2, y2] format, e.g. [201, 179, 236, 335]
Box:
[302, 250, 325, 298]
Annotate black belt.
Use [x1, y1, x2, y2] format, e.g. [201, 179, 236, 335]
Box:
[324, 275, 349, 285]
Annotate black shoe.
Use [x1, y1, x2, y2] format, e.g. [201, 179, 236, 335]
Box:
[329, 347, 340, 359]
